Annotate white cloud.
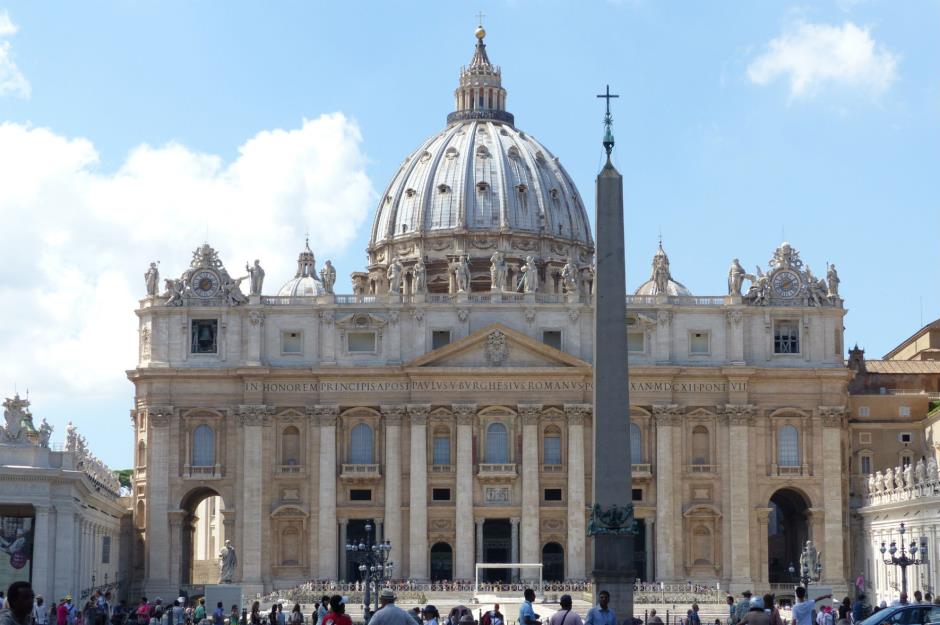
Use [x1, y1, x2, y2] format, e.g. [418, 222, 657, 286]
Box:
[747, 21, 898, 100]
[0, 114, 375, 401]
[0, 10, 30, 98]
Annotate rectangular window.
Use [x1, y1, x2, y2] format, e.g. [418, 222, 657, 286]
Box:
[543, 436, 562, 465]
[773, 320, 800, 354]
[901, 454, 913, 467]
[432, 330, 451, 350]
[432, 488, 451, 502]
[191, 319, 218, 354]
[900, 432, 912, 443]
[632, 488, 643, 502]
[860, 456, 872, 475]
[859, 432, 872, 445]
[689, 331, 710, 355]
[347, 331, 377, 353]
[432, 436, 451, 465]
[627, 330, 645, 353]
[281, 331, 302, 355]
[858, 406, 870, 417]
[102, 535, 111, 564]
[544, 488, 563, 502]
[899, 406, 911, 417]
[542, 330, 562, 350]
[349, 489, 372, 501]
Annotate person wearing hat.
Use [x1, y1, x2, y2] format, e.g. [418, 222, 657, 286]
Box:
[737, 597, 768, 625]
[733, 592, 753, 625]
[548, 595, 582, 625]
[368, 590, 413, 625]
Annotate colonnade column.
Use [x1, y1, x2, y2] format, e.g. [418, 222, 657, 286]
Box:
[476, 520, 485, 565]
[565, 404, 590, 580]
[381, 406, 404, 571]
[724, 404, 755, 589]
[519, 404, 541, 578]
[820, 407, 847, 587]
[756, 508, 773, 585]
[653, 405, 679, 581]
[339, 520, 348, 581]
[146, 406, 173, 593]
[53, 505, 74, 602]
[454, 404, 477, 579]
[408, 405, 430, 580]
[510, 518, 520, 581]
[167, 511, 185, 590]
[238, 405, 270, 589]
[32, 505, 51, 600]
[315, 405, 339, 579]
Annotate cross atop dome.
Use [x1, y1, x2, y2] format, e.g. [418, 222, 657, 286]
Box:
[448, 25, 514, 126]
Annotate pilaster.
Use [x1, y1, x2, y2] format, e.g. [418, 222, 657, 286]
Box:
[819, 406, 847, 589]
[408, 404, 430, 580]
[381, 405, 405, 571]
[237, 404, 272, 586]
[565, 404, 590, 579]
[519, 403, 542, 579]
[653, 404, 682, 581]
[315, 404, 339, 579]
[721, 403, 756, 589]
[145, 406, 173, 593]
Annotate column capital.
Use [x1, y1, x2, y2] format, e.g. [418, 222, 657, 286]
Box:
[408, 404, 431, 425]
[518, 404, 543, 425]
[237, 404, 274, 426]
[313, 404, 339, 426]
[805, 507, 825, 521]
[564, 404, 592, 425]
[755, 507, 773, 524]
[718, 403, 756, 425]
[33, 504, 51, 514]
[510, 517, 521, 525]
[453, 404, 477, 426]
[818, 406, 847, 427]
[652, 403, 684, 425]
[381, 405, 406, 426]
[146, 405, 175, 428]
[167, 509, 187, 526]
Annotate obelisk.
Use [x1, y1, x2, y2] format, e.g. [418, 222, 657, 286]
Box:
[591, 85, 635, 619]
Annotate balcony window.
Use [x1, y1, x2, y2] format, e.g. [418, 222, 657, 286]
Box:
[630, 423, 642, 463]
[777, 425, 799, 467]
[281, 426, 301, 466]
[485, 422, 509, 464]
[350, 423, 374, 465]
[543, 427, 562, 465]
[691, 426, 710, 466]
[192, 425, 215, 467]
[433, 435, 451, 466]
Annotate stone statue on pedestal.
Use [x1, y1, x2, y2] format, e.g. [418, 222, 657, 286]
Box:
[453, 255, 471, 293]
[164, 278, 184, 307]
[489, 251, 507, 291]
[412, 260, 427, 294]
[915, 458, 926, 485]
[38, 418, 53, 448]
[727, 259, 745, 296]
[561, 257, 580, 294]
[246, 260, 265, 296]
[927, 457, 939, 483]
[884, 467, 895, 492]
[145, 262, 160, 297]
[827, 264, 840, 298]
[519, 256, 539, 293]
[387, 259, 404, 294]
[218, 539, 237, 584]
[320, 260, 336, 294]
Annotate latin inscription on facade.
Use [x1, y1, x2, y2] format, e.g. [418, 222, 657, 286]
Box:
[245, 379, 746, 395]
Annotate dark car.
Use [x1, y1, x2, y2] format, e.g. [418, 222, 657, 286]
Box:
[857, 604, 940, 625]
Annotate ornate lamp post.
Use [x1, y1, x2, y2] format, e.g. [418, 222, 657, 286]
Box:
[788, 541, 822, 589]
[880, 522, 929, 595]
[345, 522, 394, 622]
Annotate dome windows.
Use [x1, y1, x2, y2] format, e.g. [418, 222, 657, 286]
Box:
[476, 145, 490, 158]
[420, 151, 432, 163]
[405, 188, 417, 198]
[445, 147, 459, 160]
[437, 184, 451, 194]
[476, 181, 490, 192]
[507, 146, 521, 160]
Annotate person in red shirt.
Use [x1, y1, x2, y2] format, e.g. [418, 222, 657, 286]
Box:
[321, 597, 351, 625]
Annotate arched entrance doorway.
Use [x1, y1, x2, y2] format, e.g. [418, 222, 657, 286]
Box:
[430, 542, 453, 581]
[768, 488, 811, 583]
[542, 542, 564, 581]
[180, 488, 225, 585]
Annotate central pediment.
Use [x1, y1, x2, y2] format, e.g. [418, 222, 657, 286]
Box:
[406, 323, 590, 369]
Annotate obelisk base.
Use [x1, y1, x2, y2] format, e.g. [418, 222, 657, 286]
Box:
[592, 534, 635, 620]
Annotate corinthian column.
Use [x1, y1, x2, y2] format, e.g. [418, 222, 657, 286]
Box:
[519, 404, 542, 579]
[653, 405, 681, 581]
[408, 405, 430, 580]
[565, 404, 590, 579]
[238, 404, 271, 588]
[315, 404, 339, 579]
[722, 404, 755, 589]
[820, 407, 847, 587]
[454, 404, 476, 579]
[381, 406, 405, 571]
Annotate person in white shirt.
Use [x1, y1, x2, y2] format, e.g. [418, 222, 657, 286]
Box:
[792, 587, 832, 625]
[34, 596, 49, 625]
[548, 596, 583, 625]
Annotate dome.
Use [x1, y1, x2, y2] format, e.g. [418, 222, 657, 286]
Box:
[364, 27, 593, 294]
[278, 239, 327, 297]
[634, 242, 693, 296]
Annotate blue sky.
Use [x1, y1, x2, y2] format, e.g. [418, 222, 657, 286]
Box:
[0, 1, 938, 468]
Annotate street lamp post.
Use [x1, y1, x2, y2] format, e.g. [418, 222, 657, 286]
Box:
[345, 522, 394, 623]
[880, 522, 929, 595]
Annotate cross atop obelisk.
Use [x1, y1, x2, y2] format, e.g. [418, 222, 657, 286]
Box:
[591, 84, 635, 620]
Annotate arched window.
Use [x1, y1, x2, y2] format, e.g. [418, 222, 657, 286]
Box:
[350, 423, 374, 465]
[543, 426, 562, 465]
[137, 440, 146, 467]
[432, 429, 451, 466]
[192, 425, 215, 467]
[281, 426, 300, 466]
[485, 422, 509, 464]
[778, 425, 799, 467]
[136, 500, 146, 529]
[630, 423, 642, 463]
[691, 426, 710, 466]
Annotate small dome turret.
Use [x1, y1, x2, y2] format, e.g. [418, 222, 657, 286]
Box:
[634, 242, 692, 296]
[277, 239, 326, 297]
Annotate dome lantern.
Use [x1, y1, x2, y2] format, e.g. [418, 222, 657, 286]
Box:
[447, 26, 513, 126]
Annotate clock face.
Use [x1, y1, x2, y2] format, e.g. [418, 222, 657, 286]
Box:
[771, 269, 801, 298]
[192, 270, 220, 298]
